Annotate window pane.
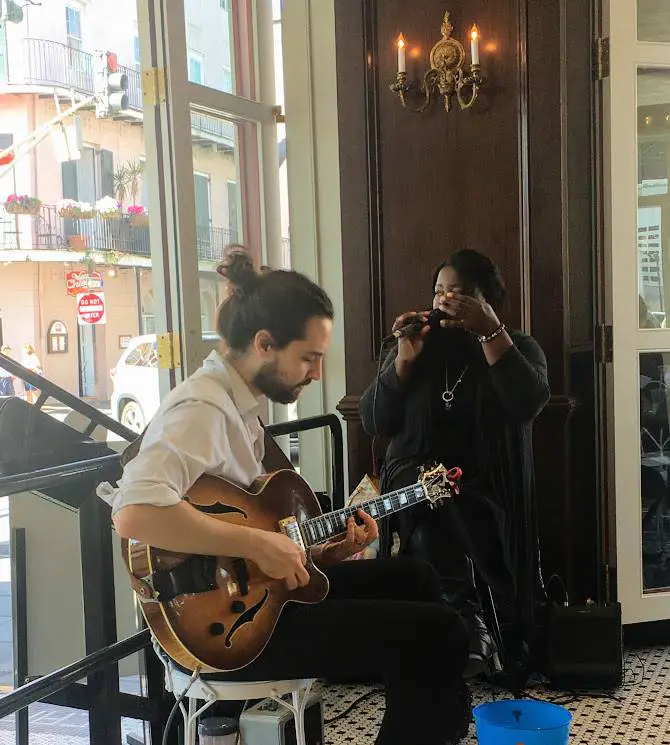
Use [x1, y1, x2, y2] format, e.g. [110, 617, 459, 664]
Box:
[0, 0, 159, 444]
[190, 111, 261, 337]
[640, 351, 670, 592]
[638, 0, 670, 43]
[184, 0, 255, 98]
[637, 69, 670, 328]
[0, 24, 7, 83]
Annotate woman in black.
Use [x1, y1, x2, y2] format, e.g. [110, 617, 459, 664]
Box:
[359, 250, 550, 679]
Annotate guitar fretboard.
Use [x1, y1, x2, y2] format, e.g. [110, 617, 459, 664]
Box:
[301, 483, 429, 548]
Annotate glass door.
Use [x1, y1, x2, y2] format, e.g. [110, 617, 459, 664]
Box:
[603, 0, 670, 622]
[138, 0, 281, 383]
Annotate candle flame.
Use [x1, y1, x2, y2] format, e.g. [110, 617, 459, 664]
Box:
[470, 24, 480, 41]
[397, 34, 406, 50]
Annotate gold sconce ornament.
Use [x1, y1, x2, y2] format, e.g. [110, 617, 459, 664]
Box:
[390, 11, 484, 113]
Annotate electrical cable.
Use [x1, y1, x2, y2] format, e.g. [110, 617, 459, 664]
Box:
[323, 688, 384, 726]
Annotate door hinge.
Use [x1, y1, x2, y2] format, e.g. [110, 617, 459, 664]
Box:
[595, 37, 610, 80]
[143, 67, 166, 107]
[157, 333, 182, 370]
[273, 105, 285, 124]
[595, 324, 613, 364]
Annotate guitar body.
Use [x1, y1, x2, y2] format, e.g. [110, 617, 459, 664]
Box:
[122, 469, 329, 673]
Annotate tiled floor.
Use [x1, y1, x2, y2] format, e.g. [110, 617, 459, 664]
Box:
[322, 647, 670, 744]
[0, 648, 668, 743]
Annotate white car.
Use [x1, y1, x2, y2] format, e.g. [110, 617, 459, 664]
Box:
[110, 334, 160, 434]
[110, 335, 300, 462]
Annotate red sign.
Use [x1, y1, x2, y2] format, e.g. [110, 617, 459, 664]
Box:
[66, 271, 103, 296]
[77, 292, 106, 326]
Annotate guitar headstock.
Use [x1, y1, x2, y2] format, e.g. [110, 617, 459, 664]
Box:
[418, 463, 462, 506]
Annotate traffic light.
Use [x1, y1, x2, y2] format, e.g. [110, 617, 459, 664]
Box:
[0, 0, 24, 25]
[94, 50, 129, 118]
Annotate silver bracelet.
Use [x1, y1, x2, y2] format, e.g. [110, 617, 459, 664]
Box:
[478, 323, 505, 344]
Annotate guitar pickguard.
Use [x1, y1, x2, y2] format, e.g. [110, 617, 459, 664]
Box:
[224, 589, 270, 647]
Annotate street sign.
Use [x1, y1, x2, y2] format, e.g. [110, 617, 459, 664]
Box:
[67, 271, 103, 296]
[76, 292, 106, 326]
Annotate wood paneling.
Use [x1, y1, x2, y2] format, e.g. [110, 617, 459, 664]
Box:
[335, 0, 598, 602]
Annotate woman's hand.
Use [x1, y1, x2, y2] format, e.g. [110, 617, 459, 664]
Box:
[392, 310, 431, 381]
[314, 509, 379, 567]
[440, 292, 500, 338]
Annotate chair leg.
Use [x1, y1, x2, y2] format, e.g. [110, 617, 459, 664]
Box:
[186, 696, 197, 745]
[292, 689, 307, 745]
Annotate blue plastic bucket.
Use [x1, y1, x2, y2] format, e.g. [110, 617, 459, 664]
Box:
[474, 699, 572, 745]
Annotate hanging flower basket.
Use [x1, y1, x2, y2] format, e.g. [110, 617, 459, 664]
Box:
[95, 196, 122, 220]
[57, 199, 95, 219]
[5, 195, 41, 216]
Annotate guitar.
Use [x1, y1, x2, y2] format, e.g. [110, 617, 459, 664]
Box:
[122, 463, 460, 673]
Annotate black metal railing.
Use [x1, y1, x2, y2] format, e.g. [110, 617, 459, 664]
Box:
[0, 629, 152, 719]
[0, 351, 136, 441]
[0, 205, 240, 262]
[266, 413, 345, 510]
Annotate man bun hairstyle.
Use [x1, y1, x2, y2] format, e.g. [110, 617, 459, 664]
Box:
[216, 247, 334, 352]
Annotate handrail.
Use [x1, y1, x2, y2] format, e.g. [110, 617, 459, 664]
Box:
[266, 413, 345, 509]
[0, 453, 122, 498]
[0, 352, 136, 441]
[0, 629, 151, 719]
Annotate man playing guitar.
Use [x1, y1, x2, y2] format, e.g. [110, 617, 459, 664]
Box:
[98, 250, 470, 744]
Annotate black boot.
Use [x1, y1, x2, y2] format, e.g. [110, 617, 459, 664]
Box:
[444, 681, 473, 743]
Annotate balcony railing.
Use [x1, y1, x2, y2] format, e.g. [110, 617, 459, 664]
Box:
[0, 204, 240, 263]
[24, 38, 142, 110]
[17, 38, 234, 143]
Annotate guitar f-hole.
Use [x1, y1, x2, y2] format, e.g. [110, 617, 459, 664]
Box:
[225, 589, 269, 647]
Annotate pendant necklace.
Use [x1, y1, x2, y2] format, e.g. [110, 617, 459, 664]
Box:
[442, 363, 469, 411]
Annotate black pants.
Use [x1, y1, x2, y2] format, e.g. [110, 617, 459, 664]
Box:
[388, 468, 517, 625]
[212, 558, 468, 745]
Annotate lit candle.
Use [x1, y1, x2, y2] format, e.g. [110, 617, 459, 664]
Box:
[397, 34, 406, 74]
[470, 25, 480, 66]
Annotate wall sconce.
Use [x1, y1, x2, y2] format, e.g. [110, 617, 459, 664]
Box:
[390, 11, 484, 113]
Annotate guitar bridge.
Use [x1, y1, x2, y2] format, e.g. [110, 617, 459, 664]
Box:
[278, 516, 306, 552]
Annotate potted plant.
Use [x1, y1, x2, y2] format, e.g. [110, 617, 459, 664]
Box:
[5, 194, 42, 216]
[57, 198, 95, 219]
[95, 196, 122, 220]
[127, 205, 149, 228]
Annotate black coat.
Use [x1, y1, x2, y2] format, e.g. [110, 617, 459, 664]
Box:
[359, 328, 550, 630]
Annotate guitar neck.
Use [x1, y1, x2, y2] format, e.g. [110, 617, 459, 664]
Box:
[301, 482, 429, 549]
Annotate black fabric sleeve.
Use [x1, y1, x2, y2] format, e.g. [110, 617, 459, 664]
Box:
[359, 347, 408, 436]
[487, 334, 550, 422]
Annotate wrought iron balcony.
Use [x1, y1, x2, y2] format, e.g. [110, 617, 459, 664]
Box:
[23, 38, 142, 110]
[0, 204, 240, 264]
[13, 38, 234, 143]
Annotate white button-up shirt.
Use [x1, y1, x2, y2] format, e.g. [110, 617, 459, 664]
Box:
[97, 350, 265, 515]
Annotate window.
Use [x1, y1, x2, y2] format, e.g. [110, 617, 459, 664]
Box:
[222, 66, 233, 93]
[47, 321, 69, 354]
[133, 35, 141, 71]
[227, 180, 238, 241]
[124, 342, 157, 367]
[0, 23, 7, 83]
[187, 52, 204, 85]
[65, 7, 82, 51]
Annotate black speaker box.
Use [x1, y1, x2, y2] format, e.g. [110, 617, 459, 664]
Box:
[547, 602, 623, 690]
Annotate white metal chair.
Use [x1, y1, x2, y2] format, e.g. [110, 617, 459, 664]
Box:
[156, 641, 316, 745]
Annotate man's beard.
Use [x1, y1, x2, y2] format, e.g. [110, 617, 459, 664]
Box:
[254, 362, 310, 404]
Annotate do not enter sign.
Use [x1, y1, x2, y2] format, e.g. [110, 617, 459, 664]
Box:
[77, 292, 107, 326]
